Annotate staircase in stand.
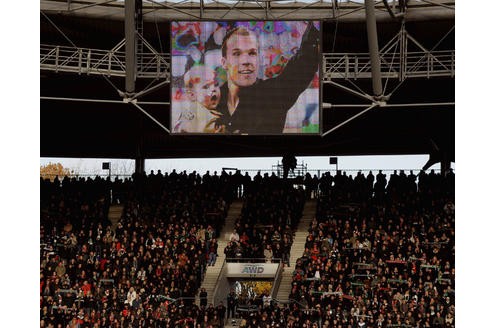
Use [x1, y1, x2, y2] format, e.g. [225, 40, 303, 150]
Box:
[197, 200, 243, 306]
[275, 199, 316, 302]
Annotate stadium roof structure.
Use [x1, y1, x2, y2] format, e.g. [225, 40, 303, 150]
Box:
[40, 0, 455, 163]
[41, 0, 454, 21]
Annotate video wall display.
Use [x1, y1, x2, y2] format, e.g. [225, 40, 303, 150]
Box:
[170, 21, 321, 135]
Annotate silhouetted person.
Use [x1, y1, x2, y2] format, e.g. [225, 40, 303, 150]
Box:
[199, 288, 208, 308]
[217, 301, 227, 327]
[227, 289, 238, 319]
[282, 154, 297, 179]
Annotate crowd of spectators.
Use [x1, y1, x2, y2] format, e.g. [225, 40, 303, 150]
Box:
[41, 175, 112, 237]
[40, 171, 235, 327]
[40, 168, 455, 328]
[224, 172, 306, 264]
[287, 169, 455, 328]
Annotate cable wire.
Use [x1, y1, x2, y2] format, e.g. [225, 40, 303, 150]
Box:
[41, 11, 77, 48]
[332, 9, 339, 54]
[382, 31, 400, 95]
[151, 0, 164, 54]
[387, 25, 454, 98]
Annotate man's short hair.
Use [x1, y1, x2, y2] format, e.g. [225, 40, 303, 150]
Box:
[221, 27, 256, 58]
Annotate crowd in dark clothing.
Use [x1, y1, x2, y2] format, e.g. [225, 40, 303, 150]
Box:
[224, 173, 305, 264]
[41, 175, 113, 237]
[287, 169, 455, 328]
[40, 171, 233, 328]
[40, 168, 454, 328]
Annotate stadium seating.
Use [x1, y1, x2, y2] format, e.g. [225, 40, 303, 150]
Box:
[40, 169, 455, 327]
[40, 171, 231, 327]
[286, 170, 455, 327]
[225, 173, 305, 264]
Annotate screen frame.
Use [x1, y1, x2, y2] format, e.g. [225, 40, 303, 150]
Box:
[169, 20, 323, 136]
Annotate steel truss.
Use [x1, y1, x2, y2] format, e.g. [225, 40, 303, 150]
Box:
[40, 0, 454, 138]
[40, 45, 453, 81]
[40, 40, 170, 80]
[40, 0, 454, 21]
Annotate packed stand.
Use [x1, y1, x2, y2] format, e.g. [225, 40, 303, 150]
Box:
[224, 172, 306, 264]
[286, 169, 455, 328]
[41, 175, 112, 238]
[224, 288, 331, 328]
[40, 170, 238, 328]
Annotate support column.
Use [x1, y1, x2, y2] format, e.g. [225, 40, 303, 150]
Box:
[365, 0, 383, 98]
[265, 0, 270, 19]
[136, 0, 143, 72]
[134, 114, 145, 175]
[440, 152, 451, 176]
[135, 157, 145, 175]
[399, 23, 407, 81]
[125, 0, 136, 96]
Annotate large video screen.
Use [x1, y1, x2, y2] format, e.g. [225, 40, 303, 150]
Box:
[171, 21, 321, 135]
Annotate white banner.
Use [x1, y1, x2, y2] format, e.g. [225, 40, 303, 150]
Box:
[226, 263, 279, 278]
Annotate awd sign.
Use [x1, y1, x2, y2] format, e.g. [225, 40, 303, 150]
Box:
[241, 265, 265, 275]
[226, 263, 278, 278]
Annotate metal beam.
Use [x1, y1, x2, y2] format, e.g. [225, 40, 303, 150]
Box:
[129, 80, 169, 101]
[125, 0, 137, 95]
[131, 101, 171, 134]
[40, 96, 451, 109]
[40, 96, 125, 104]
[40, 96, 171, 106]
[382, 0, 405, 19]
[418, 0, 455, 10]
[146, 0, 202, 20]
[322, 103, 378, 137]
[135, 157, 145, 175]
[329, 102, 454, 108]
[41, 44, 454, 80]
[365, 0, 383, 98]
[67, 0, 116, 13]
[41, 1, 455, 21]
[326, 80, 376, 103]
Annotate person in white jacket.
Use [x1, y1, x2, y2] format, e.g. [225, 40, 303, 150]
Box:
[125, 287, 137, 305]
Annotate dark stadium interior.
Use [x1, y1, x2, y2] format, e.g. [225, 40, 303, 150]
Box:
[40, 15, 454, 160]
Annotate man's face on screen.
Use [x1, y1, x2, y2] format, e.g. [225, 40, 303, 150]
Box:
[222, 32, 259, 87]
